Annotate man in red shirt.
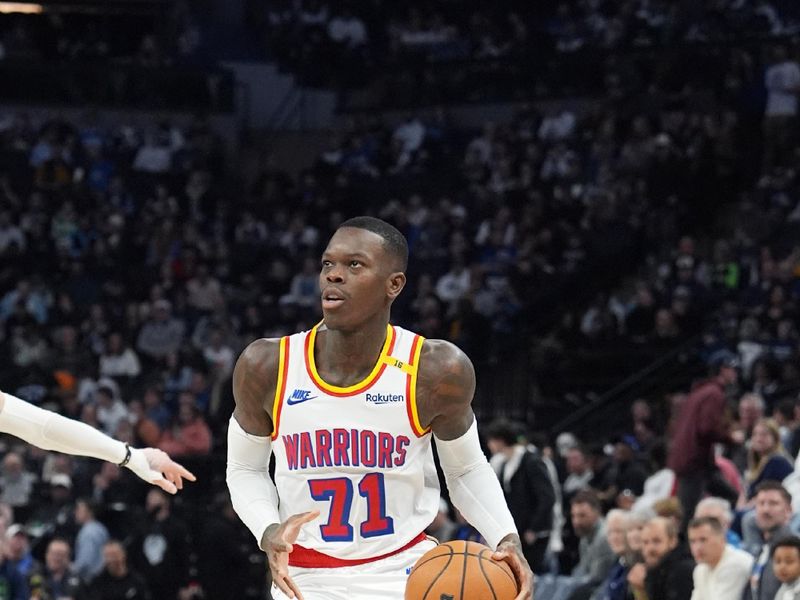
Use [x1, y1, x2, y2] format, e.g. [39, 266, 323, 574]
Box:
[667, 351, 743, 527]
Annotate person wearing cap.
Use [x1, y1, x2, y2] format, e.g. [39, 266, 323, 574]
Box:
[27, 474, 76, 544]
[0, 533, 27, 600]
[667, 350, 743, 527]
[0, 390, 194, 495]
[5, 524, 38, 581]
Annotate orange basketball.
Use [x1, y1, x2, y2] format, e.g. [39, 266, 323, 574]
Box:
[405, 540, 518, 600]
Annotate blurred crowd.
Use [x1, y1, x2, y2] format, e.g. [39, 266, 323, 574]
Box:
[430, 367, 800, 600]
[0, 3, 230, 111]
[0, 1, 202, 66]
[248, 0, 800, 95]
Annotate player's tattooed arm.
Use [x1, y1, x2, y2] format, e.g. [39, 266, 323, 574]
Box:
[232, 338, 281, 437]
[416, 339, 477, 439]
[418, 340, 534, 599]
[494, 534, 533, 600]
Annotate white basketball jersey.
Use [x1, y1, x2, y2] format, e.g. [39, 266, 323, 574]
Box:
[270, 323, 440, 563]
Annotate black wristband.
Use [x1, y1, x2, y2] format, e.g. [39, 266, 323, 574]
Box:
[118, 443, 132, 468]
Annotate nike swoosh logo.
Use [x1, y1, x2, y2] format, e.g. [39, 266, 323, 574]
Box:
[286, 396, 317, 405]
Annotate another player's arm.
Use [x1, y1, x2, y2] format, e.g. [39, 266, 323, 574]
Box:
[227, 339, 317, 600]
[0, 392, 194, 494]
[417, 339, 533, 600]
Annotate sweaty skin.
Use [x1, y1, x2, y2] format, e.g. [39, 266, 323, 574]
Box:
[231, 226, 532, 600]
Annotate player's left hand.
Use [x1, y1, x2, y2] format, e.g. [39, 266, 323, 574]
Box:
[493, 535, 533, 600]
[127, 447, 197, 494]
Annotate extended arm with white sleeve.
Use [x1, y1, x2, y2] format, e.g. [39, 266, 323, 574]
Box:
[434, 419, 517, 549]
[0, 391, 161, 484]
[226, 416, 281, 548]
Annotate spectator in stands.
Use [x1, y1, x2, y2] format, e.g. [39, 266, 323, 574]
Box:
[186, 263, 223, 314]
[653, 498, 686, 544]
[202, 328, 235, 380]
[136, 300, 185, 363]
[743, 482, 795, 600]
[763, 45, 800, 170]
[0, 534, 27, 600]
[591, 509, 630, 600]
[327, 7, 367, 49]
[141, 386, 171, 433]
[98, 332, 141, 380]
[668, 351, 742, 525]
[564, 445, 595, 499]
[744, 419, 794, 503]
[29, 473, 76, 543]
[773, 536, 800, 600]
[130, 489, 189, 599]
[605, 435, 649, 509]
[0, 212, 25, 257]
[50, 325, 92, 380]
[157, 402, 212, 456]
[0, 452, 37, 509]
[196, 494, 254, 600]
[569, 490, 617, 599]
[625, 509, 650, 567]
[636, 517, 695, 600]
[94, 384, 130, 438]
[435, 255, 471, 314]
[91, 462, 138, 507]
[4, 525, 37, 581]
[688, 516, 753, 599]
[774, 399, 799, 453]
[694, 497, 742, 548]
[739, 394, 769, 441]
[632, 441, 675, 514]
[82, 540, 151, 600]
[10, 324, 49, 374]
[36, 538, 82, 600]
[486, 418, 556, 573]
[72, 499, 109, 581]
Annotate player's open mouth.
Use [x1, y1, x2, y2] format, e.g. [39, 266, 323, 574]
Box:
[322, 289, 346, 309]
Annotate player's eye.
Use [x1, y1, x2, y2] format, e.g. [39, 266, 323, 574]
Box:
[321, 260, 332, 267]
[350, 260, 361, 268]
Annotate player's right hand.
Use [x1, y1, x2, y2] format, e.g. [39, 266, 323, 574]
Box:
[264, 510, 320, 600]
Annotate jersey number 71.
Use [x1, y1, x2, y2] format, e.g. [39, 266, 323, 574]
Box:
[308, 473, 394, 542]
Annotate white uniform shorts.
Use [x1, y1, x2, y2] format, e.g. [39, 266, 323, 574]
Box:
[270, 538, 438, 600]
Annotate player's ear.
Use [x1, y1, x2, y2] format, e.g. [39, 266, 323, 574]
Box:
[386, 271, 406, 300]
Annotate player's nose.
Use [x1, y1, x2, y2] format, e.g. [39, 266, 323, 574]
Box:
[325, 267, 345, 283]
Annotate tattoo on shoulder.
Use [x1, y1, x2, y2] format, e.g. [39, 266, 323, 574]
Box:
[418, 340, 476, 419]
[233, 338, 280, 434]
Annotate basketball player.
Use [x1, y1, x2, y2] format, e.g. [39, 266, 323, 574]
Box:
[227, 217, 533, 600]
[0, 391, 194, 494]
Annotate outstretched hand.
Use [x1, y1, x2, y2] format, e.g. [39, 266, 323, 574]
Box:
[263, 510, 320, 600]
[126, 447, 197, 494]
[492, 535, 533, 600]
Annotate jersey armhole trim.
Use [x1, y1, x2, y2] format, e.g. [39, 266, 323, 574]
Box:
[270, 336, 290, 441]
[406, 335, 429, 437]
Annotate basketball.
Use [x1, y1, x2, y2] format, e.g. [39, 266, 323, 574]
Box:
[405, 540, 518, 600]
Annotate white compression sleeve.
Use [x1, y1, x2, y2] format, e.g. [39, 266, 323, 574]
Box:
[435, 420, 517, 549]
[0, 391, 127, 463]
[226, 416, 281, 548]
